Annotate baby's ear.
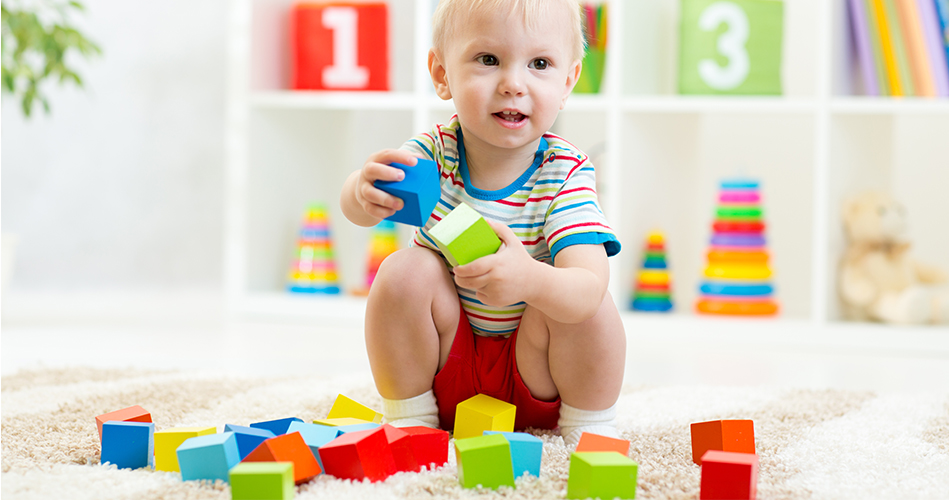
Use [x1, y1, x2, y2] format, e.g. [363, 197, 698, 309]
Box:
[561, 59, 582, 109]
[428, 49, 452, 100]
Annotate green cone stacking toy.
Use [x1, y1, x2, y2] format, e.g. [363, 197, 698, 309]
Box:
[288, 204, 341, 294]
[631, 231, 673, 312]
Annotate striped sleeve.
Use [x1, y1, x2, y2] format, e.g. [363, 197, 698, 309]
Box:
[542, 160, 620, 262]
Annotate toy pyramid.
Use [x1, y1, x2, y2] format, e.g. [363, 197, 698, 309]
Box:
[353, 220, 399, 296]
[696, 179, 778, 315]
[631, 231, 673, 312]
[288, 203, 341, 294]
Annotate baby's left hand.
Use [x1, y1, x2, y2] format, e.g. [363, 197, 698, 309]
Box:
[451, 220, 539, 307]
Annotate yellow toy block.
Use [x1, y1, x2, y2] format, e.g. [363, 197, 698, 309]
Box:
[313, 417, 372, 427]
[327, 394, 384, 423]
[154, 426, 216, 472]
[454, 394, 516, 440]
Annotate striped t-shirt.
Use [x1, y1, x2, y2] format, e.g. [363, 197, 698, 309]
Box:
[402, 116, 621, 337]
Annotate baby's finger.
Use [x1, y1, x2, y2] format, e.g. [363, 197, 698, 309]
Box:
[364, 162, 406, 184]
[359, 182, 404, 211]
[367, 149, 419, 168]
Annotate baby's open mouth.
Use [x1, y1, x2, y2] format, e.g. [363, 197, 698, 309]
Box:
[495, 110, 527, 122]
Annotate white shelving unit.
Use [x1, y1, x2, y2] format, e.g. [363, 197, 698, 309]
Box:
[225, 0, 949, 345]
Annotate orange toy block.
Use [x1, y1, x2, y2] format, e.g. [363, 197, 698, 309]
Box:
[690, 420, 755, 465]
[95, 405, 152, 441]
[575, 432, 630, 456]
[243, 431, 322, 484]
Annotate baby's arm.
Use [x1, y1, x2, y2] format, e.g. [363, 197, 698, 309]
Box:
[452, 221, 609, 324]
[341, 149, 419, 227]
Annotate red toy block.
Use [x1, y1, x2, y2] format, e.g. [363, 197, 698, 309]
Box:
[243, 431, 322, 484]
[292, 3, 389, 91]
[690, 419, 755, 465]
[700, 450, 759, 500]
[379, 425, 419, 473]
[575, 432, 630, 456]
[318, 426, 397, 482]
[95, 405, 152, 441]
[401, 426, 449, 470]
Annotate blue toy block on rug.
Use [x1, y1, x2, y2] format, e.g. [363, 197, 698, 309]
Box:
[373, 158, 440, 227]
[101, 421, 155, 470]
[337, 422, 381, 435]
[224, 424, 276, 460]
[485, 431, 543, 478]
[177, 432, 240, 482]
[251, 417, 304, 436]
[287, 421, 340, 471]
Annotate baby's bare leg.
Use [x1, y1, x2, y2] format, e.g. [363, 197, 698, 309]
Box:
[365, 247, 460, 400]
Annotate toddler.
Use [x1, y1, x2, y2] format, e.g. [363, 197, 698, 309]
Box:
[340, 0, 625, 447]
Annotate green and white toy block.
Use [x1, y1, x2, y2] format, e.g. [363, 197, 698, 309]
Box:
[229, 462, 295, 500]
[484, 431, 542, 478]
[454, 433, 516, 490]
[567, 451, 639, 499]
[429, 202, 502, 267]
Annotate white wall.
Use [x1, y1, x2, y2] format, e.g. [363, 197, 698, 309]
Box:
[1, 0, 228, 291]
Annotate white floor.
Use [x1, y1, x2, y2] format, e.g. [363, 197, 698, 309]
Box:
[2, 291, 948, 393]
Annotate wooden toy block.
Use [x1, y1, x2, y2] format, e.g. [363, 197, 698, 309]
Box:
[401, 426, 449, 470]
[313, 417, 373, 427]
[690, 419, 755, 465]
[229, 462, 295, 500]
[100, 421, 154, 470]
[251, 417, 304, 436]
[154, 426, 216, 472]
[567, 451, 639, 499]
[379, 424, 419, 473]
[336, 422, 381, 435]
[318, 425, 397, 482]
[327, 394, 384, 423]
[576, 431, 631, 456]
[292, 3, 389, 91]
[454, 394, 516, 440]
[177, 431, 241, 482]
[224, 424, 277, 461]
[454, 433, 516, 490]
[484, 431, 542, 478]
[429, 202, 502, 267]
[700, 450, 759, 500]
[243, 431, 322, 485]
[373, 158, 440, 227]
[96, 405, 152, 441]
[286, 421, 339, 471]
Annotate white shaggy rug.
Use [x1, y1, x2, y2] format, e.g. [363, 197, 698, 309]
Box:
[2, 367, 948, 499]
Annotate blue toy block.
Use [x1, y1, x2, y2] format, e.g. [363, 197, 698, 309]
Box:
[176, 432, 240, 482]
[373, 158, 440, 227]
[337, 422, 382, 435]
[287, 421, 340, 471]
[485, 431, 543, 478]
[101, 421, 155, 470]
[224, 424, 276, 460]
[250, 417, 303, 436]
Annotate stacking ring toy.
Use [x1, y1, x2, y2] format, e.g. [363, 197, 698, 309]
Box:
[719, 192, 761, 203]
[711, 235, 767, 247]
[706, 250, 769, 263]
[696, 298, 778, 315]
[700, 282, 774, 296]
[632, 298, 673, 312]
[712, 221, 765, 233]
[720, 179, 759, 189]
[637, 270, 670, 285]
[704, 265, 773, 280]
[716, 207, 763, 219]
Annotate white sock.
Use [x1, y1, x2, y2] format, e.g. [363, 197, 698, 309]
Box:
[381, 390, 440, 429]
[558, 402, 619, 448]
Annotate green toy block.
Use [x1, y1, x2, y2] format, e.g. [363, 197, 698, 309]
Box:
[454, 394, 516, 440]
[429, 202, 501, 267]
[567, 452, 639, 499]
[454, 433, 516, 490]
[229, 462, 295, 500]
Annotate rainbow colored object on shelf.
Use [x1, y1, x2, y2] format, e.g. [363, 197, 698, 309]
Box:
[631, 231, 673, 312]
[574, 2, 608, 94]
[696, 179, 778, 316]
[288, 203, 341, 294]
[352, 220, 400, 296]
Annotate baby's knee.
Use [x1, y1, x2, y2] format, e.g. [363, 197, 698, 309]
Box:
[371, 247, 451, 299]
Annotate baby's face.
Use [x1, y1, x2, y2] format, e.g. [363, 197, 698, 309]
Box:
[433, 5, 580, 156]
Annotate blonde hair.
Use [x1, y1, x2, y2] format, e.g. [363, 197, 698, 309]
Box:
[432, 0, 586, 62]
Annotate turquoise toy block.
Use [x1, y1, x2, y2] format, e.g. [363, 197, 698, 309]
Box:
[176, 432, 240, 483]
[250, 417, 304, 436]
[454, 433, 515, 490]
[567, 451, 639, 499]
[484, 431, 543, 478]
[224, 424, 276, 460]
[100, 421, 155, 470]
[336, 422, 381, 435]
[287, 420, 340, 471]
[373, 158, 440, 227]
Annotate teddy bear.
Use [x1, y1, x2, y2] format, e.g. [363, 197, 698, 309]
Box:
[839, 191, 949, 324]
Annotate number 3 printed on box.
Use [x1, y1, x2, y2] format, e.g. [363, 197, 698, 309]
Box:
[698, 2, 750, 90]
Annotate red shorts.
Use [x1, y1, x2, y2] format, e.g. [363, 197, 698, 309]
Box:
[432, 307, 561, 432]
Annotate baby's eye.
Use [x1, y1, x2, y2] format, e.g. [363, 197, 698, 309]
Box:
[477, 54, 499, 66]
[530, 58, 549, 70]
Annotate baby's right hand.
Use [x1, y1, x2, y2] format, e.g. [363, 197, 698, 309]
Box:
[354, 149, 419, 220]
